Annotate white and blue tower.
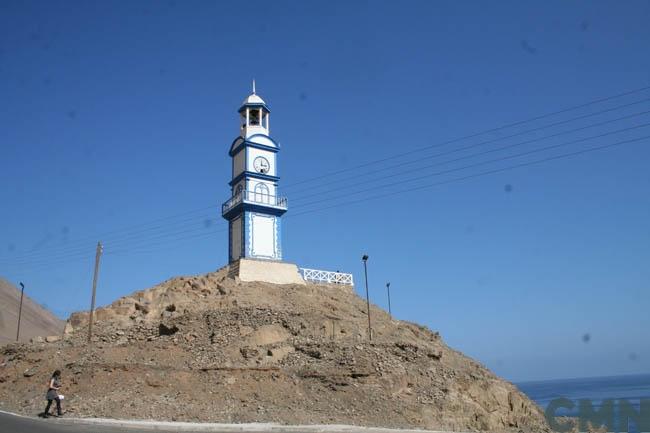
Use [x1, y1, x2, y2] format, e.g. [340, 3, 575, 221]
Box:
[222, 83, 288, 263]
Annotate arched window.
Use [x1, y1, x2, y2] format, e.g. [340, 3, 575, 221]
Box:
[249, 108, 260, 126]
[254, 183, 270, 204]
[240, 112, 246, 130]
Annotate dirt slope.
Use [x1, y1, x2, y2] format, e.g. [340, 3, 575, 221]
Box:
[0, 278, 64, 344]
[0, 267, 549, 432]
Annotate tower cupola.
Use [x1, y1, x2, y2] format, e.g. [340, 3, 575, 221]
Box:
[239, 80, 270, 139]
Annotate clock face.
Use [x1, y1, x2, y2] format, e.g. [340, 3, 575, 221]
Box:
[253, 156, 270, 174]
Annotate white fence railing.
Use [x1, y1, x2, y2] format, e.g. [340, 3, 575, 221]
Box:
[300, 268, 354, 286]
[222, 190, 288, 215]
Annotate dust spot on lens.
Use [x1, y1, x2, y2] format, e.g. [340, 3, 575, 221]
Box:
[299, 92, 307, 101]
[67, 110, 77, 119]
[582, 333, 591, 343]
[204, 219, 213, 228]
[580, 20, 590, 32]
[521, 40, 537, 55]
[504, 184, 513, 193]
[628, 352, 638, 361]
[8, 243, 16, 252]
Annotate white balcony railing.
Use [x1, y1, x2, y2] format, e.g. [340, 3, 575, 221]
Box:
[300, 268, 354, 286]
[222, 190, 288, 215]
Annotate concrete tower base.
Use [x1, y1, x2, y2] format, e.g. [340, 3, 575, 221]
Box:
[228, 258, 306, 285]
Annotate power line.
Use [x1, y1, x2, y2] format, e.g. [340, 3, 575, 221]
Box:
[1, 251, 96, 274]
[3, 222, 226, 269]
[9, 101, 648, 266]
[290, 108, 650, 203]
[105, 224, 227, 253]
[287, 99, 650, 197]
[281, 85, 650, 190]
[0, 211, 218, 264]
[8, 132, 646, 273]
[4, 86, 650, 270]
[291, 117, 650, 207]
[0, 207, 216, 263]
[6, 119, 649, 269]
[15, 130, 649, 270]
[4, 86, 649, 265]
[286, 134, 650, 219]
[106, 227, 228, 257]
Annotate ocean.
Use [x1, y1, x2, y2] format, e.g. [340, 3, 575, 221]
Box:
[517, 374, 650, 433]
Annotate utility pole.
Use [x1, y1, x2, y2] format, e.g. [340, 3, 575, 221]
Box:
[88, 242, 103, 343]
[386, 282, 392, 319]
[362, 254, 372, 341]
[16, 282, 25, 341]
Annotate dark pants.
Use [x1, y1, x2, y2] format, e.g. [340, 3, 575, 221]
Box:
[44, 398, 61, 416]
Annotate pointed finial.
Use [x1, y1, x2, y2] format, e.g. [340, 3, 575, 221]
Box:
[252, 79, 256, 94]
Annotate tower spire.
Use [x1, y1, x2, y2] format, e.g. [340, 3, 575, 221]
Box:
[252, 79, 256, 94]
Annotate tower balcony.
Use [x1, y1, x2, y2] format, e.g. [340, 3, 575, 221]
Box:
[222, 190, 288, 219]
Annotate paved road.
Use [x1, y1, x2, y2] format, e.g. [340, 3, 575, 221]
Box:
[0, 411, 136, 433]
[0, 411, 440, 433]
[0, 411, 271, 433]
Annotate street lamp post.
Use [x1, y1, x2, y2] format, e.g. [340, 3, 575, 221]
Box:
[88, 242, 103, 343]
[362, 254, 372, 341]
[16, 282, 25, 342]
[386, 282, 392, 319]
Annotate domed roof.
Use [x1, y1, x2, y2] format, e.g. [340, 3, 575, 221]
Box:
[242, 93, 266, 106]
[239, 80, 269, 109]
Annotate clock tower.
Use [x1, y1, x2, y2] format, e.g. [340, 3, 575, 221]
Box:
[222, 82, 287, 263]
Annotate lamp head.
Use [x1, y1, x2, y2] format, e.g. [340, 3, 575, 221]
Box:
[362, 254, 369, 262]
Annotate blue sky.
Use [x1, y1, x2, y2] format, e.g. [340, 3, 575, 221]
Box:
[1, 1, 649, 382]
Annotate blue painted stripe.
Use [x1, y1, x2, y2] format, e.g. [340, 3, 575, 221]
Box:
[230, 139, 279, 156]
[222, 202, 287, 220]
[229, 171, 280, 186]
[238, 103, 271, 113]
[229, 134, 280, 153]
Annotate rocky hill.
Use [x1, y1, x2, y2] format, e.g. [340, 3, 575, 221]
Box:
[0, 267, 549, 432]
[0, 278, 64, 344]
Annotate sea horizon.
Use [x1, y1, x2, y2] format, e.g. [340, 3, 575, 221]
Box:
[517, 372, 650, 386]
[517, 372, 650, 404]
[517, 373, 650, 432]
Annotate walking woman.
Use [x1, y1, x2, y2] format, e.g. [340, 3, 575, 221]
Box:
[44, 369, 63, 417]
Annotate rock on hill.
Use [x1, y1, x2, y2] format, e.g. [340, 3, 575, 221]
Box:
[0, 278, 64, 344]
[0, 267, 549, 432]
